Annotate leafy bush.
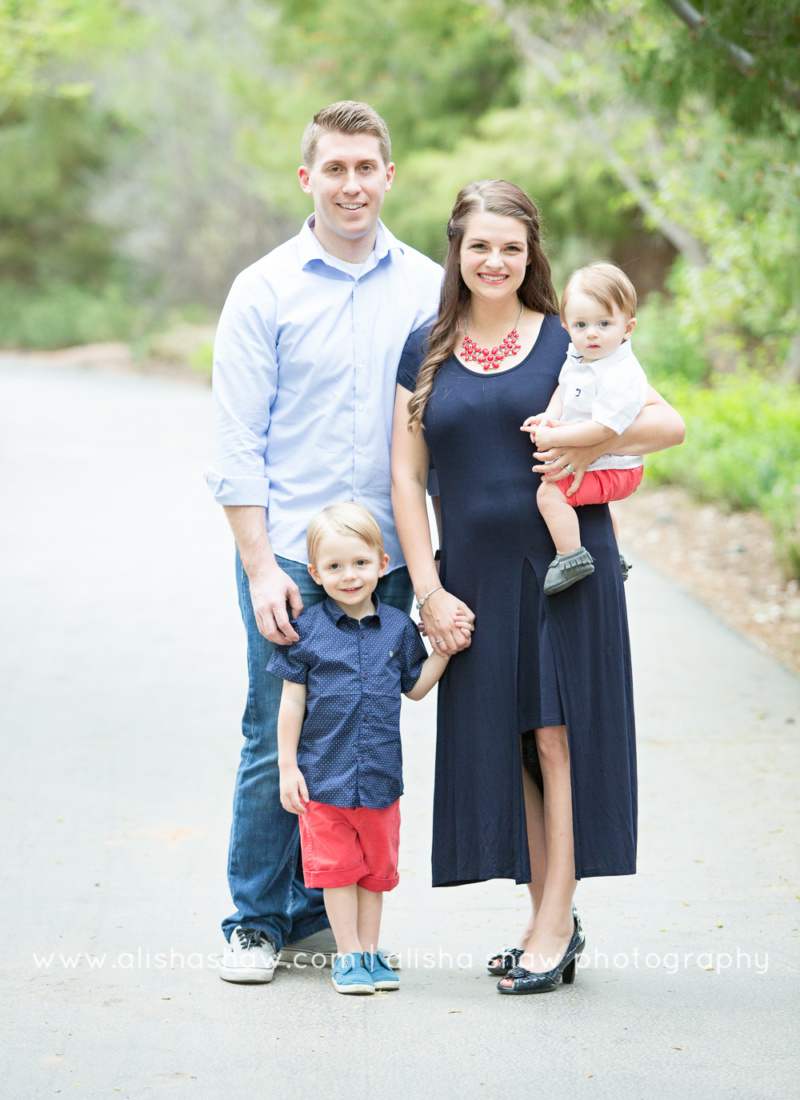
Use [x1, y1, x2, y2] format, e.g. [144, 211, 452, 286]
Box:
[0, 280, 136, 349]
[635, 296, 709, 385]
[642, 366, 800, 580]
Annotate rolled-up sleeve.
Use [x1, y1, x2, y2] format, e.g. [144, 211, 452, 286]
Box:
[266, 633, 310, 683]
[204, 269, 278, 506]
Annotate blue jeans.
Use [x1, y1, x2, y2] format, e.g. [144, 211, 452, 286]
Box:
[223, 554, 414, 948]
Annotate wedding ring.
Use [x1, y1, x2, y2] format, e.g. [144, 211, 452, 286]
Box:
[564, 463, 576, 475]
[434, 638, 445, 644]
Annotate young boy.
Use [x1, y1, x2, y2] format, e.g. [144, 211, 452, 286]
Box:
[267, 502, 449, 995]
[522, 262, 647, 595]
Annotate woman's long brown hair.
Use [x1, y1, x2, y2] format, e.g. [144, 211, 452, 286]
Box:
[407, 180, 559, 432]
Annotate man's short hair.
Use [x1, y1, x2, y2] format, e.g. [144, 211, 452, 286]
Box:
[306, 502, 386, 565]
[561, 262, 638, 322]
[301, 101, 391, 168]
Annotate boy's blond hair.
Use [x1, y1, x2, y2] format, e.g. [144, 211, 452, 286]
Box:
[306, 502, 385, 565]
[561, 262, 637, 323]
[301, 101, 391, 169]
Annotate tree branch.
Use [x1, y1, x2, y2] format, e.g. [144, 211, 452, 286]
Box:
[660, 0, 800, 113]
[483, 0, 709, 266]
[660, 0, 756, 77]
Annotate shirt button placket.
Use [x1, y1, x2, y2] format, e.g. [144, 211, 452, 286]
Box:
[353, 292, 367, 502]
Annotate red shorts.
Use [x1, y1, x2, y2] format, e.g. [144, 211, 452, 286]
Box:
[298, 798, 401, 892]
[555, 465, 643, 507]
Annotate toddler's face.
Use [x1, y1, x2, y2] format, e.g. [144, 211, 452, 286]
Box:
[562, 289, 636, 362]
[308, 532, 389, 611]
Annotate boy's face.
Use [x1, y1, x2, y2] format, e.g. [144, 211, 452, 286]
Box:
[307, 531, 390, 613]
[298, 131, 394, 257]
[562, 289, 636, 362]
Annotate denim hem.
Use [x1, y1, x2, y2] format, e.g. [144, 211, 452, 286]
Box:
[284, 913, 332, 947]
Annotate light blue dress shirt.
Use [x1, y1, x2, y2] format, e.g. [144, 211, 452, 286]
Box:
[205, 216, 442, 569]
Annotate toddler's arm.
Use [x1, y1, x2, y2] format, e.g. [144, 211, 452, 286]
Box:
[521, 390, 563, 439]
[404, 652, 450, 702]
[534, 418, 616, 450]
[277, 680, 309, 814]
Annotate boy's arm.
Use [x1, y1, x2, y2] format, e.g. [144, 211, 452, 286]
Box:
[404, 652, 450, 702]
[277, 680, 309, 814]
[535, 418, 616, 450]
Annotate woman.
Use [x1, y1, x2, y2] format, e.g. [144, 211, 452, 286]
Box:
[391, 180, 684, 995]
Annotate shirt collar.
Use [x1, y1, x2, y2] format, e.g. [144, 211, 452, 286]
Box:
[323, 593, 383, 627]
[298, 216, 404, 275]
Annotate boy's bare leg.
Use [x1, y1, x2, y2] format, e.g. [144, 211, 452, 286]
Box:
[537, 480, 581, 555]
[356, 888, 383, 955]
[323, 885, 362, 955]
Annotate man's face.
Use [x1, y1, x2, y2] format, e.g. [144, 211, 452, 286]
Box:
[298, 131, 395, 256]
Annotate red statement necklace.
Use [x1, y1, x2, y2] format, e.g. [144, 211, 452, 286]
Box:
[461, 305, 524, 370]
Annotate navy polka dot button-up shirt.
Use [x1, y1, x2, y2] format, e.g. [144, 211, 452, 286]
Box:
[267, 596, 427, 809]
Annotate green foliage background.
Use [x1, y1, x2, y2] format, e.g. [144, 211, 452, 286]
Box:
[1, 0, 798, 574]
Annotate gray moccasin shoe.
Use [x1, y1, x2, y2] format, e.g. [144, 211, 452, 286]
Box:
[544, 547, 595, 595]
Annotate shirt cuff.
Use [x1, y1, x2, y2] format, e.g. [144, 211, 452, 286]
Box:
[204, 469, 270, 507]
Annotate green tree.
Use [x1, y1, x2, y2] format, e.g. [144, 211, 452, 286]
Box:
[0, 0, 118, 99]
[648, 0, 800, 133]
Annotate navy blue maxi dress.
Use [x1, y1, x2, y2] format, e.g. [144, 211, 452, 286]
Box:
[397, 314, 637, 887]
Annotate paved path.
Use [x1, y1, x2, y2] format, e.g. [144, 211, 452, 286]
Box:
[1, 360, 798, 1100]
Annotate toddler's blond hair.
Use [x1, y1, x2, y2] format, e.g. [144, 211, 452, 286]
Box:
[561, 262, 637, 322]
[306, 502, 385, 565]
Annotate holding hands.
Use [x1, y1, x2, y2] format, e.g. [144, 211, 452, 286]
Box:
[419, 587, 475, 658]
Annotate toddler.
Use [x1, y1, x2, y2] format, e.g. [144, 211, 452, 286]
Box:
[522, 262, 647, 595]
[267, 502, 449, 994]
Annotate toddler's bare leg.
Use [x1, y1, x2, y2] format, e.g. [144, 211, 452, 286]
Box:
[537, 480, 581, 555]
[356, 887, 383, 955]
[323, 885, 362, 955]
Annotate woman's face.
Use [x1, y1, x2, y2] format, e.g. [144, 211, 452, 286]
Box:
[459, 211, 530, 305]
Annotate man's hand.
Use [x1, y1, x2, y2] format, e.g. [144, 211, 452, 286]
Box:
[279, 765, 309, 814]
[420, 588, 475, 657]
[248, 564, 304, 644]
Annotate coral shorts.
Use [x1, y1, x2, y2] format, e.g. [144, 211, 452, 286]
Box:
[555, 465, 643, 508]
[298, 798, 401, 892]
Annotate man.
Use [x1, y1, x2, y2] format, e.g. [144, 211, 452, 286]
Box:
[206, 101, 443, 982]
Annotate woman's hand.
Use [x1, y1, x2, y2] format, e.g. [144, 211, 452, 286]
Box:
[420, 588, 475, 657]
[532, 438, 608, 497]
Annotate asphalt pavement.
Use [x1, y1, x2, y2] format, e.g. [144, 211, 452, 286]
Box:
[1, 358, 798, 1100]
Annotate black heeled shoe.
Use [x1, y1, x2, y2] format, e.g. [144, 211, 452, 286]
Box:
[488, 906, 581, 978]
[496, 914, 585, 995]
[487, 947, 524, 976]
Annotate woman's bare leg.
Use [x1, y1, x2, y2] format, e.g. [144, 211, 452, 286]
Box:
[519, 757, 546, 943]
[500, 724, 576, 983]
